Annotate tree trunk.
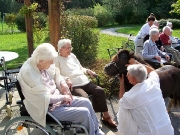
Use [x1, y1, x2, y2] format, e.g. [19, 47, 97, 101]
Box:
[48, 0, 60, 51]
[24, 0, 34, 57]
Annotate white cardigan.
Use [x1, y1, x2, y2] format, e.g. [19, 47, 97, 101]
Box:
[17, 58, 64, 127]
[55, 53, 90, 87]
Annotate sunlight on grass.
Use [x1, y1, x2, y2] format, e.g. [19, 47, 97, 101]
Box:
[115, 26, 141, 35]
[0, 32, 40, 68]
[115, 24, 180, 37]
[98, 34, 126, 59]
[2, 24, 179, 69]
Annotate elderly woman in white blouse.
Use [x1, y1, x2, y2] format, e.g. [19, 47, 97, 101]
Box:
[17, 43, 104, 135]
[55, 39, 117, 127]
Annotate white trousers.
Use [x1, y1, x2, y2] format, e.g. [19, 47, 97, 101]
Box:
[51, 96, 99, 135]
[134, 38, 144, 55]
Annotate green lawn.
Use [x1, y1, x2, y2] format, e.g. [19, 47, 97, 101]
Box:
[115, 24, 180, 37]
[0, 27, 126, 69]
[0, 22, 19, 33]
[115, 25, 141, 36]
[98, 34, 126, 59]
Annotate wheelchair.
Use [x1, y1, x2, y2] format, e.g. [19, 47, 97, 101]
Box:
[0, 56, 20, 117]
[3, 80, 89, 135]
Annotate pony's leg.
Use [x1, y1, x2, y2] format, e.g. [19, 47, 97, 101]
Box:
[167, 98, 173, 113]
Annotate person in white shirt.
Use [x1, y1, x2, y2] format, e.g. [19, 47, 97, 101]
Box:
[117, 58, 174, 135]
[134, 15, 155, 54]
[55, 39, 117, 127]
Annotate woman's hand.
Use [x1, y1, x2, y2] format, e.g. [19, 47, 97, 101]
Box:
[87, 69, 97, 78]
[66, 78, 73, 91]
[63, 95, 73, 105]
[60, 82, 69, 95]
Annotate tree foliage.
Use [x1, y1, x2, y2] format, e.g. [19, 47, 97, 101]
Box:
[170, 0, 180, 15]
[102, 0, 178, 24]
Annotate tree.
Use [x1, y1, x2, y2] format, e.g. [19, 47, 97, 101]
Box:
[170, 0, 180, 15]
[0, 0, 23, 14]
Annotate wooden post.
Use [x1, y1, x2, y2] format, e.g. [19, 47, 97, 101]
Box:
[48, 0, 60, 51]
[24, 0, 34, 57]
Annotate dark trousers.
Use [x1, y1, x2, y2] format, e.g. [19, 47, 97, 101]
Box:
[145, 60, 161, 69]
[71, 82, 108, 112]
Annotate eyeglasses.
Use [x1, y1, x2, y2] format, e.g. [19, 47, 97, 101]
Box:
[62, 46, 73, 51]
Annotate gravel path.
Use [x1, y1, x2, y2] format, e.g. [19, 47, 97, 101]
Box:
[100, 27, 135, 39]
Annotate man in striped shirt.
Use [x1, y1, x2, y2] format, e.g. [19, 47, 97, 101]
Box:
[142, 28, 170, 69]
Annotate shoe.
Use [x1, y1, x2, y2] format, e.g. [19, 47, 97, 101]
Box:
[102, 116, 117, 128]
[96, 129, 105, 135]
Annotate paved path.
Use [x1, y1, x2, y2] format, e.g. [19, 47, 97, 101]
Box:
[100, 27, 135, 39]
[0, 87, 116, 135]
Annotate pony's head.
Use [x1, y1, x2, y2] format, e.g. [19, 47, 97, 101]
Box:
[104, 50, 134, 76]
[104, 49, 146, 77]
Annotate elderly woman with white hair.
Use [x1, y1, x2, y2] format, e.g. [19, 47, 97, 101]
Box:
[17, 43, 105, 135]
[117, 58, 174, 135]
[55, 39, 117, 127]
[142, 28, 170, 69]
[160, 26, 180, 66]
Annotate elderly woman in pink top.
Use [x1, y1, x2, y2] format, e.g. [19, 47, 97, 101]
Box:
[17, 43, 104, 135]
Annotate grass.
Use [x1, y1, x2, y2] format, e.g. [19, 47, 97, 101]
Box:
[115, 24, 180, 37]
[0, 22, 19, 33]
[98, 34, 126, 59]
[0, 25, 127, 69]
[115, 25, 141, 36]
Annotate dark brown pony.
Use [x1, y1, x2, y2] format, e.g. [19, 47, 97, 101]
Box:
[104, 49, 180, 111]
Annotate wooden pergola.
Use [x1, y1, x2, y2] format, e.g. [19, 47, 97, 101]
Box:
[24, 0, 60, 57]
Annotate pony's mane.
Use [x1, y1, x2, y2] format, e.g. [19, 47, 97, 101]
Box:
[112, 49, 147, 65]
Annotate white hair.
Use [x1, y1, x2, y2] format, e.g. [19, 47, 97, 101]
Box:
[166, 21, 172, 27]
[149, 28, 159, 37]
[153, 20, 159, 25]
[162, 26, 171, 32]
[150, 25, 158, 30]
[57, 39, 71, 51]
[127, 64, 147, 83]
[31, 43, 57, 65]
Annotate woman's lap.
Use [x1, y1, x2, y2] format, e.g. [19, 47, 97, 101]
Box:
[50, 96, 91, 121]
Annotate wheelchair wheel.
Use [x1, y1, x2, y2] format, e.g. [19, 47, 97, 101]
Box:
[4, 116, 56, 135]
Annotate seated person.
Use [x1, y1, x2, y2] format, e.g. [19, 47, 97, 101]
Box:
[134, 15, 155, 54]
[142, 28, 170, 69]
[117, 59, 174, 135]
[167, 22, 180, 51]
[160, 26, 180, 66]
[17, 43, 104, 135]
[143, 21, 166, 52]
[55, 39, 117, 127]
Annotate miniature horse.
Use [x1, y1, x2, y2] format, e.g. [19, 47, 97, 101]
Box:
[104, 49, 180, 111]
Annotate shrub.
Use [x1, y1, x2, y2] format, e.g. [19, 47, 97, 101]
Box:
[60, 15, 99, 66]
[15, 12, 47, 32]
[159, 19, 180, 29]
[4, 13, 16, 33]
[15, 13, 26, 32]
[65, 8, 94, 17]
[93, 4, 114, 26]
